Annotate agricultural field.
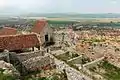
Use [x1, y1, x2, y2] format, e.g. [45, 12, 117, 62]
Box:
[47, 20, 77, 24]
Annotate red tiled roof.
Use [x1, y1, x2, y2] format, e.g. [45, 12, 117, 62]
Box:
[0, 27, 17, 35]
[0, 34, 40, 51]
[31, 20, 47, 34]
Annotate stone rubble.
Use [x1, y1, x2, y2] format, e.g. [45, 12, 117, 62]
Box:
[0, 60, 20, 77]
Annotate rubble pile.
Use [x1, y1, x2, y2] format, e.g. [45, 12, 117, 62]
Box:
[0, 60, 20, 78]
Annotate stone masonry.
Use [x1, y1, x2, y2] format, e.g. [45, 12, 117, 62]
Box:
[17, 50, 45, 62]
[23, 55, 55, 71]
[17, 50, 55, 71]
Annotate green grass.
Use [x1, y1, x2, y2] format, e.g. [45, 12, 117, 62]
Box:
[82, 39, 105, 43]
[102, 61, 120, 80]
[56, 52, 79, 61]
[47, 20, 77, 24]
[89, 60, 120, 80]
[67, 62, 79, 71]
[24, 70, 42, 80]
[25, 77, 50, 80]
[24, 72, 67, 80]
[0, 68, 16, 80]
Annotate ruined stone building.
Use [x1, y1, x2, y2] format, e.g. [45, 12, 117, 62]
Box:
[17, 51, 55, 72]
[0, 20, 56, 75]
[21, 53, 55, 71]
[0, 33, 55, 74]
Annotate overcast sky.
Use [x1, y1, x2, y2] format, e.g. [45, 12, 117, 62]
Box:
[0, 0, 120, 14]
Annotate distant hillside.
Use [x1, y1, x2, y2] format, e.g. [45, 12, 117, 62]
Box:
[22, 13, 120, 18]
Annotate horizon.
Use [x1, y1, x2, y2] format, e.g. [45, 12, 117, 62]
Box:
[0, 0, 120, 15]
[1, 13, 120, 18]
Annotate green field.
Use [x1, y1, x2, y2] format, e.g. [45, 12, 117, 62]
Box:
[47, 20, 77, 24]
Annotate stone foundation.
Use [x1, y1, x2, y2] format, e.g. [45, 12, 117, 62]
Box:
[17, 50, 45, 62]
[23, 55, 55, 71]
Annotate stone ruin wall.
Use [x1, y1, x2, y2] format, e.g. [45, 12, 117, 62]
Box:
[83, 57, 104, 69]
[17, 50, 45, 62]
[23, 55, 55, 71]
[17, 51, 55, 71]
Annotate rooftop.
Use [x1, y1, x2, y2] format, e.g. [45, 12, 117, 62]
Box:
[0, 34, 40, 51]
[31, 20, 48, 34]
[0, 27, 17, 35]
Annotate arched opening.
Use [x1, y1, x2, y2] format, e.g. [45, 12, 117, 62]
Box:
[45, 34, 49, 42]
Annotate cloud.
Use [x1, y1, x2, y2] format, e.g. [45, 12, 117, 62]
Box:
[0, 0, 49, 9]
[0, 0, 52, 13]
[111, 0, 117, 4]
[0, 0, 7, 7]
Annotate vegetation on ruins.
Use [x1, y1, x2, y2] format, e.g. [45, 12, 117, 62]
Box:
[0, 68, 65, 80]
[81, 56, 91, 64]
[88, 60, 120, 80]
[82, 38, 105, 43]
[24, 71, 67, 80]
[115, 48, 120, 52]
[55, 51, 79, 61]
[0, 68, 16, 80]
[47, 20, 76, 25]
[67, 62, 79, 71]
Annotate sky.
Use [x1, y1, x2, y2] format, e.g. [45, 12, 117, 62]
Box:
[0, 0, 120, 15]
